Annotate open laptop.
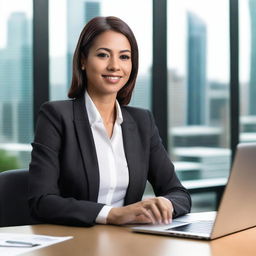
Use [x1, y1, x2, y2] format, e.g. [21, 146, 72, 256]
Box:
[132, 143, 256, 240]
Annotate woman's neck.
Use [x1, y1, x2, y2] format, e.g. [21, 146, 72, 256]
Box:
[87, 90, 117, 124]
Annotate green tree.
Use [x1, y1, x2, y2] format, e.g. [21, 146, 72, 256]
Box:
[0, 150, 20, 172]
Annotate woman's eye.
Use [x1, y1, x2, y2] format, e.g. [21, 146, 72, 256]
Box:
[120, 55, 130, 60]
[97, 53, 109, 58]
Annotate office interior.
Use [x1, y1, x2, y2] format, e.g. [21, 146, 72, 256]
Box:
[0, 0, 254, 213]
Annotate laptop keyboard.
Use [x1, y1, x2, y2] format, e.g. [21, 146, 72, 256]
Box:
[167, 220, 214, 234]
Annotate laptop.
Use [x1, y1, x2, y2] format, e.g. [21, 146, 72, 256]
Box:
[132, 143, 256, 240]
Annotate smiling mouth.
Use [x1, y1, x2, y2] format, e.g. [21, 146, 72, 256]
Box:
[102, 75, 122, 81]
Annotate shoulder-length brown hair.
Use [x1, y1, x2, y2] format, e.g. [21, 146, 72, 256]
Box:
[68, 16, 139, 105]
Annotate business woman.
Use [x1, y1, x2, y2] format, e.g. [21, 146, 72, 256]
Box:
[28, 16, 191, 227]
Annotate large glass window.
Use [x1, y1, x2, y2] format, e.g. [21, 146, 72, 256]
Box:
[0, 0, 33, 171]
[167, 0, 230, 210]
[49, 0, 152, 109]
[239, 0, 256, 142]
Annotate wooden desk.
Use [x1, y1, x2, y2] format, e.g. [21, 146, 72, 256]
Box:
[0, 224, 255, 256]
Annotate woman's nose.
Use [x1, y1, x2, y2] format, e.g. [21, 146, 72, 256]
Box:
[107, 57, 120, 71]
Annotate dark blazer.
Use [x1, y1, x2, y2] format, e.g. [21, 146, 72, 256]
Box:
[28, 96, 191, 227]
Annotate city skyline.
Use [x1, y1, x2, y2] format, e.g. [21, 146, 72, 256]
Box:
[0, 12, 33, 167]
[0, 0, 252, 83]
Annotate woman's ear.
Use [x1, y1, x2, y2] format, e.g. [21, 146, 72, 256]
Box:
[80, 54, 86, 70]
[81, 59, 86, 70]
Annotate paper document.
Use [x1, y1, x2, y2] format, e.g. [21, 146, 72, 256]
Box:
[0, 233, 73, 256]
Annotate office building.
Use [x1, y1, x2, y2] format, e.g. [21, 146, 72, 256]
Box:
[173, 161, 201, 181]
[187, 12, 207, 125]
[170, 126, 222, 148]
[0, 13, 32, 144]
[130, 72, 151, 109]
[241, 116, 256, 132]
[240, 116, 256, 143]
[174, 147, 230, 179]
[240, 81, 249, 116]
[0, 12, 32, 168]
[208, 81, 229, 126]
[168, 69, 187, 127]
[84, 0, 100, 22]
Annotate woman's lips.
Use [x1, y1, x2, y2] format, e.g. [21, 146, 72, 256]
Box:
[102, 75, 122, 83]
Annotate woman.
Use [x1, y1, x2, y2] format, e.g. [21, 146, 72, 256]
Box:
[28, 16, 191, 227]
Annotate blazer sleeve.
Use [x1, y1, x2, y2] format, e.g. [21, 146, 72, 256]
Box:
[28, 102, 104, 227]
[147, 111, 192, 218]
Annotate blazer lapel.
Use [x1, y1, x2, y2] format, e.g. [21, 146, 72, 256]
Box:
[122, 108, 145, 205]
[73, 97, 99, 202]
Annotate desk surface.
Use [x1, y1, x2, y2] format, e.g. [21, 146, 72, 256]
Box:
[0, 224, 256, 256]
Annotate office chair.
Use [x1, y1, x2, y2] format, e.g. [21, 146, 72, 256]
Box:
[0, 169, 40, 227]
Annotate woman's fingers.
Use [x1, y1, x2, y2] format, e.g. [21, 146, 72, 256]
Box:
[156, 197, 173, 224]
[106, 197, 174, 225]
[144, 202, 162, 224]
[142, 197, 173, 224]
[138, 207, 156, 224]
[133, 214, 153, 224]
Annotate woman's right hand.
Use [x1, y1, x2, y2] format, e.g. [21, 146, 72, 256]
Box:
[106, 197, 173, 225]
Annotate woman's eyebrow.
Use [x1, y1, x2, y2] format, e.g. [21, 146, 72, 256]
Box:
[120, 49, 131, 53]
[96, 47, 131, 53]
[96, 47, 111, 52]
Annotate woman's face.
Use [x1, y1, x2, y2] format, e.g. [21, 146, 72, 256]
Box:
[82, 30, 132, 98]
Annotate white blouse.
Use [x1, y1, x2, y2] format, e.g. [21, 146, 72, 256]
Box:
[85, 92, 129, 224]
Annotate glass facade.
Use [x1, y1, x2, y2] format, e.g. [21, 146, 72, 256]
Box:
[0, 0, 33, 171]
[49, 0, 152, 110]
[167, 0, 231, 183]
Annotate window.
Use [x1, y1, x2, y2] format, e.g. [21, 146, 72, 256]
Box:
[49, 0, 152, 110]
[167, 0, 230, 211]
[0, 0, 33, 171]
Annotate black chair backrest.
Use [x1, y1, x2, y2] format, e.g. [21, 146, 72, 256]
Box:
[0, 169, 40, 227]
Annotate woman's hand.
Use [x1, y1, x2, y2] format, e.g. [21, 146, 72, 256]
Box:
[106, 197, 174, 225]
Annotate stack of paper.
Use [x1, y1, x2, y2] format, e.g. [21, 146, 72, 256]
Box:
[0, 233, 73, 256]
